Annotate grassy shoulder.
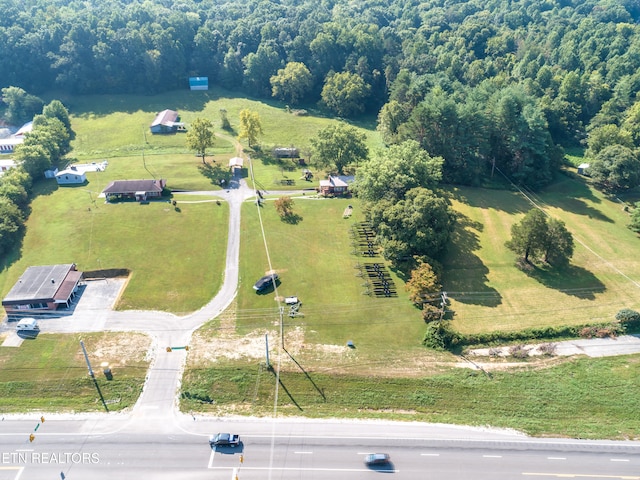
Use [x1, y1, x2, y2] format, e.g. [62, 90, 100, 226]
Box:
[0, 332, 150, 412]
[181, 355, 640, 440]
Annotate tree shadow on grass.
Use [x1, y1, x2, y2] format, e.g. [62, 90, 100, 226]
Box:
[522, 262, 605, 299]
[198, 161, 232, 187]
[442, 213, 502, 307]
[281, 213, 302, 224]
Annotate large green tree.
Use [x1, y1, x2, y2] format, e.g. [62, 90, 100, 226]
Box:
[42, 100, 74, 139]
[186, 118, 215, 163]
[0, 197, 24, 257]
[367, 187, 455, 263]
[544, 218, 574, 266]
[321, 71, 371, 117]
[310, 123, 368, 174]
[506, 209, 574, 266]
[506, 209, 549, 263]
[589, 144, 640, 191]
[1, 86, 43, 125]
[355, 140, 443, 202]
[270, 62, 314, 105]
[13, 144, 51, 180]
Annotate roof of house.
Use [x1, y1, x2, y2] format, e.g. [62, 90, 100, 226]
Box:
[319, 176, 349, 188]
[2, 264, 82, 305]
[56, 168, 87, 178]
[151, 109, 179, 128]
[102, 179, 166, 195]
[14, 121, 33, 137]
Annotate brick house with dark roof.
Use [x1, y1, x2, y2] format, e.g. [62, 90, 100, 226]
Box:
[2, 264, 83, 316]
[102, 179, 167, 202]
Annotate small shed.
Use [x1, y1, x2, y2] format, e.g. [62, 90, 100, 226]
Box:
[229, 157, 244, 171]
[274, 147, 299, 158]
[189, 77, 209, 91]
[577, 163, 590, 175]
[55, 167, 87, 185]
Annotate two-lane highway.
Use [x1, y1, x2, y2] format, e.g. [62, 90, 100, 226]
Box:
[2, 417, 639, 479]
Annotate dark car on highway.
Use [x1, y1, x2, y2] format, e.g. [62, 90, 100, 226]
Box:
[364, 453, 390, 465]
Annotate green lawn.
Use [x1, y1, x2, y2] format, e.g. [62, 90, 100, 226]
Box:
[237, 196, 424, 350]
[0, 332, 149, 412]
[68, 87, 382, 191]
[442, 175, 640, 334]
[0, 181, 229, 314]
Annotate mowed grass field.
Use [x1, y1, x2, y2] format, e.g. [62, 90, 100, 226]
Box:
[67, 88, 383, 192]
[4, 90, 640, 436]
[237, 196, 425, 350]
[443, 173, 640, 334]
[0, 179, 229, 314]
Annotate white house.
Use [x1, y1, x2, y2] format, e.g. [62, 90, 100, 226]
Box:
[55, 167, 87, 185]
[0, 158, 16, 176]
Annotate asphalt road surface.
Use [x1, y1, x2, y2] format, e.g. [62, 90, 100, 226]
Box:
[1, 417, 640, 480]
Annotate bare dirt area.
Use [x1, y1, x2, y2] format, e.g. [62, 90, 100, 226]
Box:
[189, 307, 458, 378]
[81, 332, 152, 368]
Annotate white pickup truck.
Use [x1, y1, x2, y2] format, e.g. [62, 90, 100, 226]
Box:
[209, 433, 240, 447]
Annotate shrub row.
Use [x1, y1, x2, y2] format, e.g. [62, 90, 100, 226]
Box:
[424, 308, 640, 351]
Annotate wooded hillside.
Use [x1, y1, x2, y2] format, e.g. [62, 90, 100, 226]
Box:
[3, 0, 640, 188]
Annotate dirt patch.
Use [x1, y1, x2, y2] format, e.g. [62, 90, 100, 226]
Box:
[84, 332, 152, 367]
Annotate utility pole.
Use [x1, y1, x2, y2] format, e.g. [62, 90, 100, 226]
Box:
[279, 306, 285, 349]
[80, 340, 109, 412]
[265, 334, 270, 370]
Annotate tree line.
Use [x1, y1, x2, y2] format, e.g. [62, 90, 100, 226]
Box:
[2, 0, 640, 188]
[0, 88, 73, 259]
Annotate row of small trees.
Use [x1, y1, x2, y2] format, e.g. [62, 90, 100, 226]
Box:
[0, 88, 74, 258]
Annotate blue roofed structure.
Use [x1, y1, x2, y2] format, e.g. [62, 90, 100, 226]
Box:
[189, 77, 209, 91]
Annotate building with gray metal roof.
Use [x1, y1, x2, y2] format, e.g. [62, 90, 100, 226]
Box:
[2, 264, 83, 316]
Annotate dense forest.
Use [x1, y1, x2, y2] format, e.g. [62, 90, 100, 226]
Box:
[3, 0, 640, 189]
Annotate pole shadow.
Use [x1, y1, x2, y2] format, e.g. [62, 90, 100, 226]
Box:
[283, 348, 326, 402]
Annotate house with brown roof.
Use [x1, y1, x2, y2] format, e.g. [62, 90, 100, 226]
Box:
[102, 179, 167, 202]
[2, 264, 83, 316]
[150, 109, 185, 134]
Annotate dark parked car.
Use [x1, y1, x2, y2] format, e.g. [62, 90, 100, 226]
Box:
[364, 453, 390, 465]
[253, 273, 279, 292]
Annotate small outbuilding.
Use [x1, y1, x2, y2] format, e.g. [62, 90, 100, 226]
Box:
[150, 110, 185, 134]
[55, 167, 87, 185]
[2, 264, 83, 316]
[274, 147, 299, 158]
[102, 179, 167, 202]
[577, 163, 590, 176]
[189, 77, 209, 91]
[229, 157, 244, 171]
